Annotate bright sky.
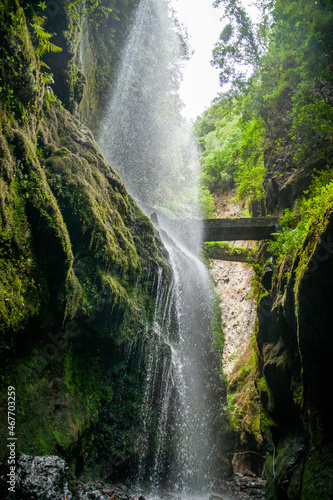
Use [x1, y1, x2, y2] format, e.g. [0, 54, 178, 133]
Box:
[170, 0, 225, 120]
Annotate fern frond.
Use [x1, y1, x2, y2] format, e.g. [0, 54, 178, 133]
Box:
[31, 24, 52, 40]
[46, 42, 63, 54]
[38, 40, 63, 56]
[32, 14, 46, 26]
[40, 61, 50, 69]
[30, 13, 62, 57]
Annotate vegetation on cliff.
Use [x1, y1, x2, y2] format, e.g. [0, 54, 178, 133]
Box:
[0, 0, 172, 477]
[196, 0, 333, 216]
[2, 0, 333, 495]
[195, 0, 333, 495]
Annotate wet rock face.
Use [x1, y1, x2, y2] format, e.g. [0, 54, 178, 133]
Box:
[4, 454, 138, 500]
[217, 472, 266, 500]
[257, 219, 333, 498]
[13, 454, 75, 499]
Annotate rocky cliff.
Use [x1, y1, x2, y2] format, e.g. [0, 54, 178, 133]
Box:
[257, 69, 333, 499]
[257, 216, 333, 498]
[208, 192, 265, 477]
[0, 0, 171, 486]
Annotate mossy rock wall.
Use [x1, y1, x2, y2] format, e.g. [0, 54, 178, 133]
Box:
[78, 0, 140, 132]
[0, 0, 171, 475]
[22, 0, 140, 127]
[257, 215, 333, 499]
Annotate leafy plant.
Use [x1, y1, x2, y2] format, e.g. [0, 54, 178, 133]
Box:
[212, 0, 272, 95]
[269, 172, 333, 262]
[199, 186, 215, 218]
[196, 94, 266, 211]
[37, 1, 46, 11]
[30, 14, 62, 57]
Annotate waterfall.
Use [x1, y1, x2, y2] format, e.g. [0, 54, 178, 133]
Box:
[98, 0, 199, 218]
[98, 0, 228, 496]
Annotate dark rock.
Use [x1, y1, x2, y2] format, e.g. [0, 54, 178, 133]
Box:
[107, 171, 121, 188]
[15, 454, 74, 500]
[262, 258, 273, 291]
[220, 473, 266, 500]
[242, 469, 256, 478]
[76, 486, 110, 499]
[11, 454, 119, 500]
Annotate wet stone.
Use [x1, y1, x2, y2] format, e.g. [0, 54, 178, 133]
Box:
[218, 472, 266, 500]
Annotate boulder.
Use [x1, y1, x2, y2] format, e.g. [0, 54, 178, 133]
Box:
[11, 454, 111, 500]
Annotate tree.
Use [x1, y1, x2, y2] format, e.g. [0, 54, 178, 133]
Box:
[212, 0, 272, 95]
[199, 0, 333, 215]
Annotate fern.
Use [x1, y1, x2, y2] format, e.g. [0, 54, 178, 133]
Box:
[31, 15, 62, 57]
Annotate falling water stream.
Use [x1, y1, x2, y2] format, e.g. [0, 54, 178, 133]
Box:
[97, 0, 229, 497]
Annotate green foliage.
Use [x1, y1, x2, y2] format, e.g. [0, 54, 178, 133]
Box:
[269, 170, 333, 262]
[199, 186, 215, 218]
[212, 0, 271, 94]
[291, 94, 333, 162]
[86, 0, 113, 14]
[197, 0, 333, 217]
[235, 162, 266, 203]
[196, 95, 267, 211]
[226, 344, 263, 445]
[30, 14, 62, 56]
[262, 0, 333, 167]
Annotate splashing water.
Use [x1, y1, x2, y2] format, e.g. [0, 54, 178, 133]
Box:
[98, 0, 229, 496]
[98, 0, 199, 217]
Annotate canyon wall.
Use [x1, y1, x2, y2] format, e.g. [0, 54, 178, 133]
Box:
[0, 0, 171, 484]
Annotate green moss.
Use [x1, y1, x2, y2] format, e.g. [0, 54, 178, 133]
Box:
[226, 342, 263, 446]
[0, 0, 171, 469]
[301, 447, 333, 499]
[204, 241, 253, 262]
[78, 0, 140, 131]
